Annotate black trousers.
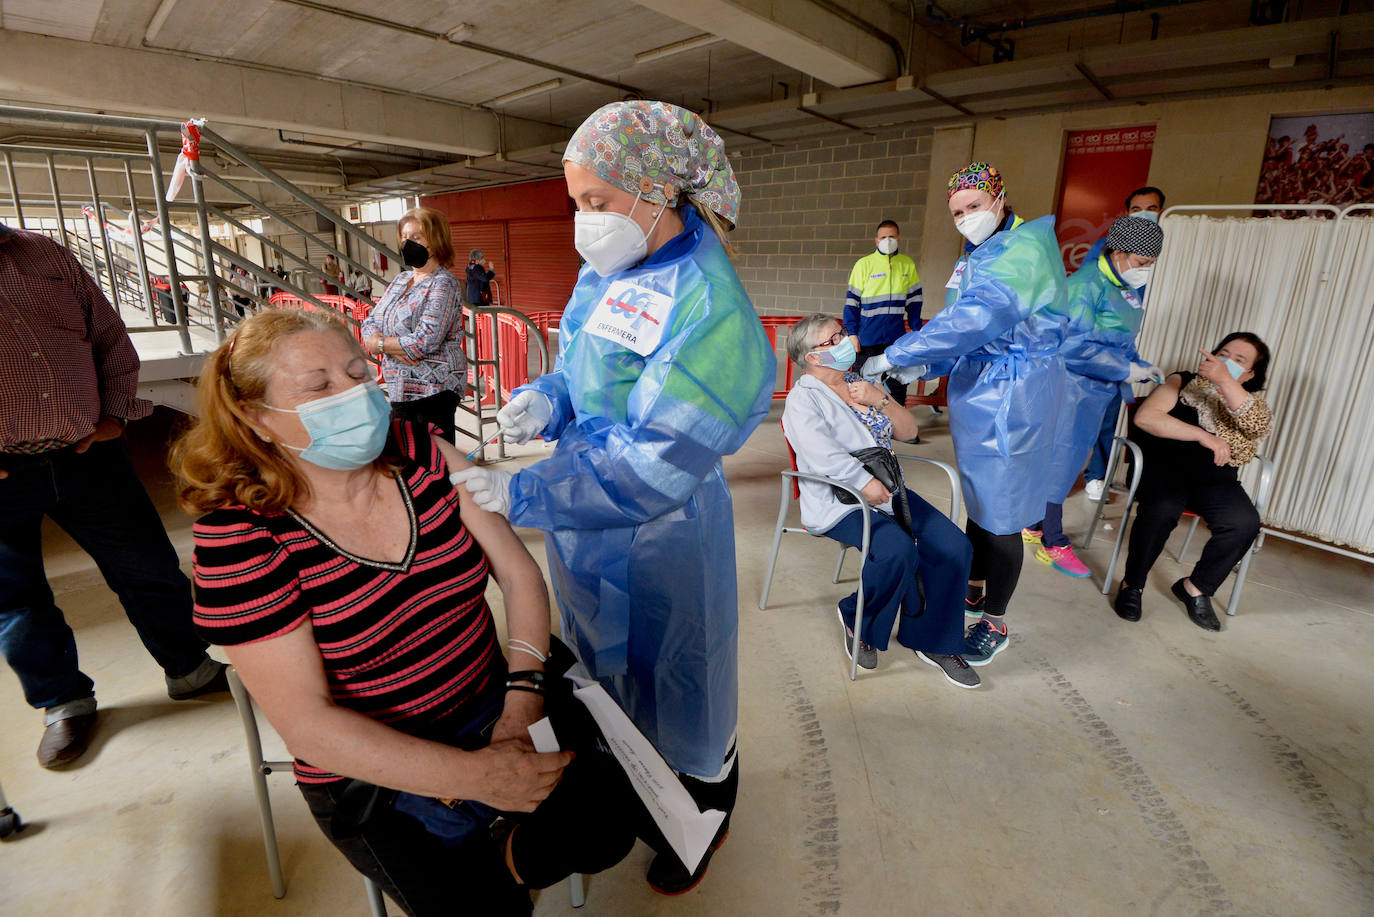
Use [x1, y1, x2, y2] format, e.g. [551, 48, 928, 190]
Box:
[1124, 472, 1261, 596]
[390, 390, 460, 444]
[965, 519, 1023, 617]
[297, 691, 639, 917]
[857, 345, 908, 405]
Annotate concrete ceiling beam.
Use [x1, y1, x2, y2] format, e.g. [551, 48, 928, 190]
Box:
[0, 30, 568, 157]
[628, 0, 899, 87]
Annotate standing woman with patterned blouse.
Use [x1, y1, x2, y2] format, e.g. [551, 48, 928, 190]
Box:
[173, 310, 639, 916]
[362, 208, 466, 443]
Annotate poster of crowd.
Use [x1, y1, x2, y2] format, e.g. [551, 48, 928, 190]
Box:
[1255, 113, 1374, 211]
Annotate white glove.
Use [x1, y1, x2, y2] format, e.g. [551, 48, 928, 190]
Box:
[859, 353, 893, 382]
[496, 390, 553, 445]
[1126, 361, 1164, 384]
[888, 362, 929, 384]
[450, 466, 514, 517]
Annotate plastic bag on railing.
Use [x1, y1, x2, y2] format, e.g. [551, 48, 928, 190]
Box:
[165, 118, 206, 202]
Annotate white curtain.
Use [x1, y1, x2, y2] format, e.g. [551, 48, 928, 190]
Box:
[1136, 213, 1374, 553]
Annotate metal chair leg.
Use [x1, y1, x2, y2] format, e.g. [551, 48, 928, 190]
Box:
[365, 877, 387, 917]
[569, 873, 586, 908]
[1176, 516, 1201, 562]
[228, 667, 287, 899]
[848, 509, 871, 682]
[758, 476, 791, 610]
[1081, 436, 1124, 550]
[833, 545, 848, 584]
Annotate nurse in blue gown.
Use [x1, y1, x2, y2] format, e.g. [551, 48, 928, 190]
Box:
[450, 101, 774, 894]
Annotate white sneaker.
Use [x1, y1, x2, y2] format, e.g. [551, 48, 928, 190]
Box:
[1084, 479, 1105, 502]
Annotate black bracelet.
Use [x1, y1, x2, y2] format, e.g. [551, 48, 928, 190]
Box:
[506, 670, 545, 686]
[506, 684, 544, 696]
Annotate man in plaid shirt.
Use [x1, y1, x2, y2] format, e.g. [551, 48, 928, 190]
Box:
[0, 222, 226, 769]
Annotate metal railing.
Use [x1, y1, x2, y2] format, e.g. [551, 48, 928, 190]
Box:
[0, 103, 400, 353]
[0, 103, 557, 457]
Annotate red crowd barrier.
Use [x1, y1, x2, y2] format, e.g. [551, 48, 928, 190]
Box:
[471, 312, 536, 407]
[759, 315, 806, 401]
[268, 292, 369, 345]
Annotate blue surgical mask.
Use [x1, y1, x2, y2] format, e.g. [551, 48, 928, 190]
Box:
[812, 337, 857, 370]
[262, 381, 391, 470]
[1221, 357, 1246, 380]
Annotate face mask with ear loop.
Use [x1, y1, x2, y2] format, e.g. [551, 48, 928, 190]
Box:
[954, 192, 1005, 246]
[259, 381, 391, 471]
[573, 192, 668, 277]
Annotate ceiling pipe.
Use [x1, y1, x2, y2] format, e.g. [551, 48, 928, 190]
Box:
[270, 0, 643, 96]
[807, 0, 906, 76]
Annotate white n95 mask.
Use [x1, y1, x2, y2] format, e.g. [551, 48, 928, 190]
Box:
[877, 237, 899, 256]
[574, 194, 666, 277]
[954, 193, 1003, 246]
[1120, 265, 1153, 289]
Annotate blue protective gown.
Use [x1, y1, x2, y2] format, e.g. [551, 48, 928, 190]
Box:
[882, 214, 1068, 535]
[508, 207, 775, 777]
[1043, 254, 1147, 503]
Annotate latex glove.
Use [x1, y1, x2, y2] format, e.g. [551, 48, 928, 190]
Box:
[450, 466, 514, 517]
[1126, 361, 1164, 384]
[496, 390, 553, 445]
[859, 353, 892, 382]
[887, 362, 929, 384]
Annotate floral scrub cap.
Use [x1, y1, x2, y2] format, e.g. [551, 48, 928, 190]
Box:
[564, 100, 741, 227]
[947, 161, 1004, 200]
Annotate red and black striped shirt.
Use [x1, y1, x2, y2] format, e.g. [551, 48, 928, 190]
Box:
[192, 422, 504, 783]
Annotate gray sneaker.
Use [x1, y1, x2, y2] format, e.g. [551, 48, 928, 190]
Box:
[837, 605, 878, 670]
[915, 651, 981, 689]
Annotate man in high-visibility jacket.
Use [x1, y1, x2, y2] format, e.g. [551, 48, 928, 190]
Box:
[843, 220, 924, 407]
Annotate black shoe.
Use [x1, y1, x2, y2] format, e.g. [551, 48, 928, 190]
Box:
[1114, 581, 1143, 622]
[646, 825, 729, 895]
[1172, 578, 1221, 631]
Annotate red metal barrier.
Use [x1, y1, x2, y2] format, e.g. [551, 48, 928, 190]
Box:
[471, 312, 535, 407]
[268, 291, 367, 344]
[759, 315, 806, 401]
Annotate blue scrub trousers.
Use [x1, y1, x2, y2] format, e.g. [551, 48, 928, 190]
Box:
[1085, 392, 1123, 483]
[823, 490, 971, 653]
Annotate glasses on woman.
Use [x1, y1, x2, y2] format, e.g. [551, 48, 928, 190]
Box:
[813, 330, 845, 350]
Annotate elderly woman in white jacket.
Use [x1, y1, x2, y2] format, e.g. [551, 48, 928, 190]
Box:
[782, 315, 977, 686]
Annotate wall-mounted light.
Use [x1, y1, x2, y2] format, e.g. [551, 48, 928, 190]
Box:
[634, 33, 724, 65]
[481, 79, 563, 107]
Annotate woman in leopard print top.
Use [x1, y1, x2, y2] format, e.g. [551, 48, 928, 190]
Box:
[1114, 332, 1273, 631]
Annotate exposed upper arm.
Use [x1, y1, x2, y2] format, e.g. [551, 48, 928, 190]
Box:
[1135, 373, 1183, 429]
[432, 437, 545, 590]
[224, 620, 335, 738]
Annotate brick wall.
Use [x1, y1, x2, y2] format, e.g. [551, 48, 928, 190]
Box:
[730, 124, 933, 321]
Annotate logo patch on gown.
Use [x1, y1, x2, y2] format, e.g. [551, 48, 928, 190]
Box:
[585, 281, 673, 357]
[945, 260, 967, 289]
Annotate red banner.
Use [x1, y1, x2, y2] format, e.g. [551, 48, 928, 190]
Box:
[1054, 125, 1155, 271]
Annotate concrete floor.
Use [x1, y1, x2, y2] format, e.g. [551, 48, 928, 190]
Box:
[3, 404, 1372, 917]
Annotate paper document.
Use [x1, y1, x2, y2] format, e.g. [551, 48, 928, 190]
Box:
[568, 677, 726, 874]
[527, 717, 560, 754]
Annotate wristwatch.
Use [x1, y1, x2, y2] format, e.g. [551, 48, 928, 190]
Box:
[878, 395, 890, 410]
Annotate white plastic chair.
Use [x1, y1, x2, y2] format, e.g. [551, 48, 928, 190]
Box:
[758, 436, 963, 680]
[227, 667, 588, 913]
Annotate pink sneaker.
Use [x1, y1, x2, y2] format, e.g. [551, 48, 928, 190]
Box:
[1035, 544, 1091, 578]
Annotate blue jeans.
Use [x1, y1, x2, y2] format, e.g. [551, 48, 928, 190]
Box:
[824, 489, 971, 654]
[0, 440, 207, 710]
[1084, 392, 1123, 483]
